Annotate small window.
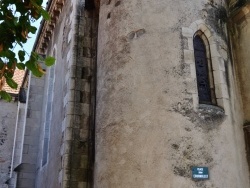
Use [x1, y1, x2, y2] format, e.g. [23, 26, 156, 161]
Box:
[193, 31, 216, 105]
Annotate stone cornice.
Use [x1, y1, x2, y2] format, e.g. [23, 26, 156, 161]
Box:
[35, 0, 66, 54]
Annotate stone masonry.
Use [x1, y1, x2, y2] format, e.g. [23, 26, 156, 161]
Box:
[0, 100, 17, 187]
[2, 0, 250, 188]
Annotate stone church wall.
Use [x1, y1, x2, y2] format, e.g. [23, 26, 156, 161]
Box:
[34, 0, 79, 187]
[3, 0, 250, 188]
[95, 0, 250, 187]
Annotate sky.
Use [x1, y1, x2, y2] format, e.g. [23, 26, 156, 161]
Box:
[14, 0, 48, 61]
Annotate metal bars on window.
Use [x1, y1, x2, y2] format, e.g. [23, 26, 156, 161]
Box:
[193, 35, 212, 104]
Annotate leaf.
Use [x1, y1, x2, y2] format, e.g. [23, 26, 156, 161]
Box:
[31, 51, 39, 61]
[0, 43, 3, 52]
[6, 71, 14, 78]
[5, 76, 18, 89]
[16, 63, 25, 70]
[25, 60, 44, 77]
[0, 50, 15, 59]
[29, 26, 37, 34]
[18, 50, 25, 62]
[45, 56, 55, 66]
[40, 9, 50, 21]
[0, 90, 11, 102]
[0, 61, 4, 69]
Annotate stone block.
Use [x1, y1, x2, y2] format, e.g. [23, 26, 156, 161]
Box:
[79, 129, 88, 140]
[184, 50, 195, 64]
[190, 63, 196, 78]
[82, 104, 90, 116]
[213, 70, 226, 85]
[80, 116, 90, 128]
[74, 79, 90, 92]
[82, 37, 92, 48]
[185, 78, 198, 94]
[65, 102, 74, 115]
[207, 34, 216, 44]
[61, 140, 72, 155]
[70, 154, 88, 169]
[70, 168, 88, 181]
[210, 44, 221, 58]
[212, 57, 225, 71]
[62, 180, 70, 188]
[64, 128, 73, 141]
[62, 154, 70, 169]
[66, 79, 75, 91]
[64, 90, 82, 106]
[71, 140, 88, 155]
[182, 27, 194, 38]
[188, 38, 194, 50]
[204, 28, 212, 38]
[192, 93, 199, 110]
[78, 182, 87, 188]
[69, 65, 82, 79]
[217, 98, 230, 115]
[82, 47, 95, 58]
[215, 83, 229, 99]
[63, 115, 76, 130]
[198, 23, 208, 32]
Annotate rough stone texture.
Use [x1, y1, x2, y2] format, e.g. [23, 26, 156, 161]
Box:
[34, 1, 76, 187]
[34, 0, 98, 188]
[95, 0, 250, 188]
[0, 100, 17, 187]
[4, 0, 250, 188]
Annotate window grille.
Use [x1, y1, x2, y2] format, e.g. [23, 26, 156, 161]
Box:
[194, 35, 212, 104]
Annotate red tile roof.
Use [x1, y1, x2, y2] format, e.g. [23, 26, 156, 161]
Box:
[2, 69, 25, 94]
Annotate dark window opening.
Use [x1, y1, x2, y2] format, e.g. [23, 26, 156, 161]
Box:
[193, 32, 216, 105]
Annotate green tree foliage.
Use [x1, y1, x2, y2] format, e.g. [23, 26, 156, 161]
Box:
[0, 0, 55, 101]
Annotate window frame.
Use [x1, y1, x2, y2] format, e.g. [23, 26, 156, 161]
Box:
[182, 20, 230, 114]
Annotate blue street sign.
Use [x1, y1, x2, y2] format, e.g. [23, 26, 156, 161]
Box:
[192, 167, 209, 180]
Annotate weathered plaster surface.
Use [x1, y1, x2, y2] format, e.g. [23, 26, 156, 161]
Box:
[0, 101, 17, 187]
[95, 0, 249, 187]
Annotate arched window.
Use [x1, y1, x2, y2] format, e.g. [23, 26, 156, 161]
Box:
[193, 31, 216, 105]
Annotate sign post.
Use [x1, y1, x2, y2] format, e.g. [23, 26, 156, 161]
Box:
[192, 167, 209, 180]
